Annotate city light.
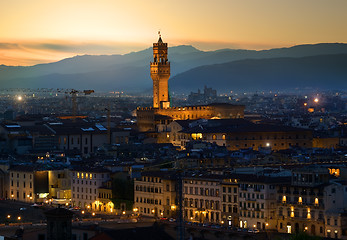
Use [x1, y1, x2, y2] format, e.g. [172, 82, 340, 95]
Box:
[92, 212, 95, 216]
[17, 96, 23, 101]
[17, 216, 21, 220]
[122, 211, 126, 215]
[81, 211, 85, 214]
[314, 98, 319, 103]
[7, 215, 11, 219]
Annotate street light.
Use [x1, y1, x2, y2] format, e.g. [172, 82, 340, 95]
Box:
[17, 216, 21, 220]
[7, 215, 11, 219]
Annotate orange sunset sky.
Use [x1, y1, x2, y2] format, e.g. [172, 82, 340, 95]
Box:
[1, 0, 347, 66]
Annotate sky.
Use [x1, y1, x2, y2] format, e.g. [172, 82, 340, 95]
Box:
[0, 0, 347, 66]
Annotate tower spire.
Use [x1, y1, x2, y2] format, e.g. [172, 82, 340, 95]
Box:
[158, 30, 163, 43]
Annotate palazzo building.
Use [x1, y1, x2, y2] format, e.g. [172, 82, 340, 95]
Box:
[136, 34, 245, 132]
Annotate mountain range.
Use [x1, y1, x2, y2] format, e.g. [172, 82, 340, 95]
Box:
[0, 43, 347, 93]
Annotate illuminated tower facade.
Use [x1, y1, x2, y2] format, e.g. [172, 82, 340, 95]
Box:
[151, 33, 170, 108]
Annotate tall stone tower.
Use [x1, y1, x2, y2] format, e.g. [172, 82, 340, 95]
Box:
[151, 32, 170, 109]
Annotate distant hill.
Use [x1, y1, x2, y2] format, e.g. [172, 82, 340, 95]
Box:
[0, 43, 347, 92]
[171, 54, 347, 93]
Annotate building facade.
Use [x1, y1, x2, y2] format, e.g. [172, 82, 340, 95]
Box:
[134, 171, 177, 218]
[183, 174, 222, 224]
[71, 167, 110, 211]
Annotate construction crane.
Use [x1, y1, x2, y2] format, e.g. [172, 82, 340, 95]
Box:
[65, 89, 94, 121]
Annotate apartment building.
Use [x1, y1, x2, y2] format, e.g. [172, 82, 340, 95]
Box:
[238, 174, 288, 230]
[9, 165, 37, 203]
[323, 178, 347, 239]
[9, 165, 71, 203]
[97, 180, 114, 213]
[221, 177, 239, 227]
[71, 167, 110, 210]
[276, 167, 329, 236]
[133, 171, 177, 218]
[183, 173, 222, 224]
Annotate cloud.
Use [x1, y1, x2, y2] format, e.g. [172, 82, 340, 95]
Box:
[22, 40, 147, 54]
[0, 43, 22, 50]
[0, 40, 148, 66]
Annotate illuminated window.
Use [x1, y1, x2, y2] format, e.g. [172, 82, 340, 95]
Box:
[298, 197, 302, 204]
[191, 133, 202, 140]
[212, 135, 217, 140]
[290, 206, 294, 217]
[222, 134, 226, 140]
[77, 172, 80, 178]
[81, 173, 84, 179]
[282, 195, 286, 203]
[315, 198, 319, 206]
[307, 208, 311, 219]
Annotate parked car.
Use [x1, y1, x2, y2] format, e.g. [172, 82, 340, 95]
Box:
[202, 223, 211, 228]
[248, 229, 260, 233]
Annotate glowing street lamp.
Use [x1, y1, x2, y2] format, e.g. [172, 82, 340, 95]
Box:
[314, 98, 319, 103]
[17, 216, 21, 220]
[7, 215, 11, 219]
